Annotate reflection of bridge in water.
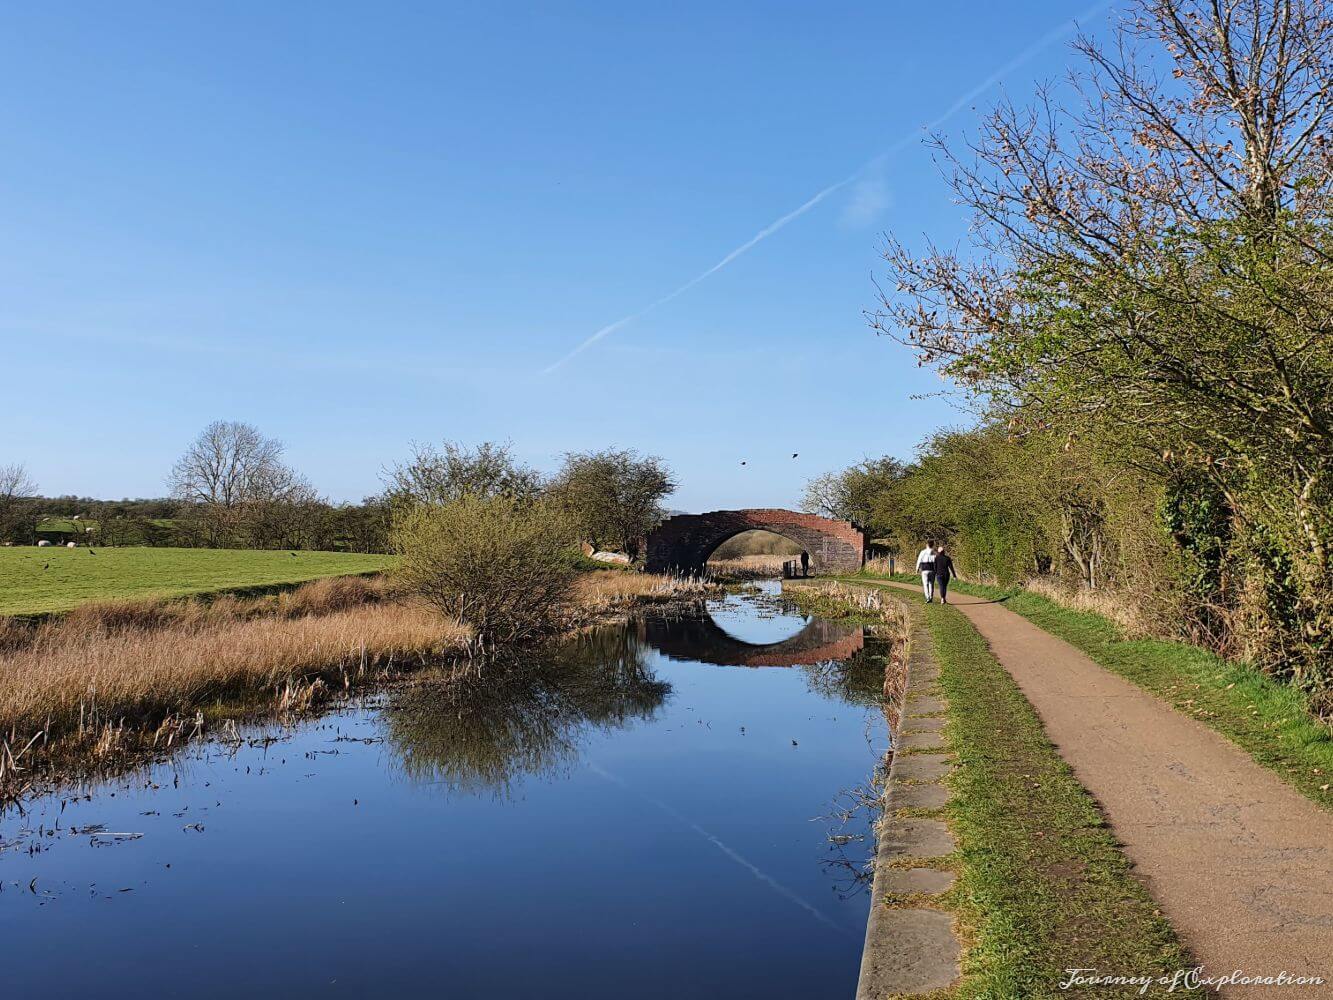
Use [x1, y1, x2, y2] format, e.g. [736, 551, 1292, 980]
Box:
[639, 613, 864, 668]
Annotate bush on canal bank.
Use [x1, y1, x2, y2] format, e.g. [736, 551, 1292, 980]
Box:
[390, 494, 580, 650]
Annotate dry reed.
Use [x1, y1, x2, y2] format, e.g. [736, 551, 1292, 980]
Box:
[705, 554, 788, 579]
[0, 571, 711, 779]
[0, 601, 468, 742]
[1021, 575, 1149, 636]
[571, 570, 713, 613]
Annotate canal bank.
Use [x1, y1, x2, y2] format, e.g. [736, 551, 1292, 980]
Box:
[788, 579, 1197, 997]
[781, 579, 961, 995]
[2, 582, 893, 998]
[875, 579, 1333, 997]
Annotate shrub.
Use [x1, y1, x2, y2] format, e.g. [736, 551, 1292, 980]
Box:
[391, 495, 577, 649]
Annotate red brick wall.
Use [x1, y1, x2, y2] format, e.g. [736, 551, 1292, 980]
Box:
[644, 508, 865, 575]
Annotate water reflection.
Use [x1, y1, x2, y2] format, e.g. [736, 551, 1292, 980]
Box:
[384, 597, 874, 799]
[706, 586, 811, 645]
[641, 607, 864, 668]
[799, 638, 891, 707]
[0, 587, 888, 999]
[385, 627, 670, 795]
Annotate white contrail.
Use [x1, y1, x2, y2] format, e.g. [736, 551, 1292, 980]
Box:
[587, 762, 848, 934]
[540, 3, 1108, 375]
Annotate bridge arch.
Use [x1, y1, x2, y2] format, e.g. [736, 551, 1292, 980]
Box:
[639, 613, 864, 667]
[643, 508, 864, 575]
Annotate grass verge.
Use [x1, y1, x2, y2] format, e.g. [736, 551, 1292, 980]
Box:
[862, 572, 1333, 810]
[910, 595, 1189, 996]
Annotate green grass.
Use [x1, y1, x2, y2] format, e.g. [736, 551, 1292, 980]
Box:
[859, 571, 1333, 811]
[0, 546, 396, 616]
[905, 596, 1189, 996]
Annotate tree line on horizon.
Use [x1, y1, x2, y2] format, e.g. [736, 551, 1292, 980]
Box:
[812, 0, 1333, 712]
[1, 423, 676, 561]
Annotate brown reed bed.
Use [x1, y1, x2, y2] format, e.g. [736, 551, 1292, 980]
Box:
[570, 568, 714, 613]
[0, 570, 713, 801]
[1019, 574, 1150, 637]
[705, 554, 787, 580]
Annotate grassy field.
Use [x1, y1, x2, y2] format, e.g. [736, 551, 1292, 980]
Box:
[861, 572, 1333, 811]
[0, 546, 396, 616]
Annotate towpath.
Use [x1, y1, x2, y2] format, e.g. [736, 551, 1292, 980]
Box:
[879, 581, 1333, 997]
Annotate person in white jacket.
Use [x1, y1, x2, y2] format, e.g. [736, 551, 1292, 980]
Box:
[916, 541, 937, 603]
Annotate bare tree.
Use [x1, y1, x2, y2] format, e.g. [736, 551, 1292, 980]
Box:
[0, 463, 37, 543]
[168, 421, 316, 548]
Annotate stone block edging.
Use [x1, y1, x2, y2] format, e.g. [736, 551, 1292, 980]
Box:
[856, 592, 962, 999]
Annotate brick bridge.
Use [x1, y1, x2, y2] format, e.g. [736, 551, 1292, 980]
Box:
[639, 614, 864, 668]
[642, 508, 864, 575]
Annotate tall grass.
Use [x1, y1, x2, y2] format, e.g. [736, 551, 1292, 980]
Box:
[0, 569, 712, 790]
[571, 570, 713, 615]
[0, 573, 394, 654]
[1020, 574, 1149, 636]
[0, 590, 469, 762]
[705, 554, 787, 579]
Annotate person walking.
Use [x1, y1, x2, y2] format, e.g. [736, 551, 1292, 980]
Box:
[915, 540, 937, 603]
[933, 543, 959, 603]
[799, 550, 810, 578]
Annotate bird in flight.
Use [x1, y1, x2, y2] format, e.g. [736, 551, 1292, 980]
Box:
[740, 460, 747, 466]
[792, 453, 799, 458]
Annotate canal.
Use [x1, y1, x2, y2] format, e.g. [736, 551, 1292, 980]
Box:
[2, 582, 891, 998]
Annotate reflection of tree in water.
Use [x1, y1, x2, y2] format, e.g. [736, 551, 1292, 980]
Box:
[801, 637, 896, 898]
[384, 627, 670, 796]
[799, 637, 892, 707]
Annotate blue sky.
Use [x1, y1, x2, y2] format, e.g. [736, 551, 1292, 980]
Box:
[1, 1, 1107, 511]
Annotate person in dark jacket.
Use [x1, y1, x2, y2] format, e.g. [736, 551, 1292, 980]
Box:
[933, 544, 960, 603]
[799, 550, 810, 577]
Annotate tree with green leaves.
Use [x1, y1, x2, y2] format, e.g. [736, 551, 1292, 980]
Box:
[874, 0, 1333, 696]
[391, 494, 577, 650]
[382, 440, 543, 510]
[547, 448, 676, 556]
[802, 457, 904, 535]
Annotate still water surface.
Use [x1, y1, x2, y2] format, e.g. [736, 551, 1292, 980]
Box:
[2, 583, 889, 998]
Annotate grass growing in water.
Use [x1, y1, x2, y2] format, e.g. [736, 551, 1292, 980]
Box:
[0, 569, 711, 796]
[860, 572, 1333, 810]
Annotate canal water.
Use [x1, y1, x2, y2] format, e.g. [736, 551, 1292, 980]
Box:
[1, 583, 890, 998]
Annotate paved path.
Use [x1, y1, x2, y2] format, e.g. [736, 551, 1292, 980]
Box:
[884, 582, 1333, 997]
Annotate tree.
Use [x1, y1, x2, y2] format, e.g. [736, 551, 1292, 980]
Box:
[391, 495, 577, 650]
[873, 0, 1333, 689]
[383, 440, 543, 510]
[167, 421, 317, 548]
[0, 463, 37, 543]
[802, 457, 904, 533]
[547, 448, 676, 556]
